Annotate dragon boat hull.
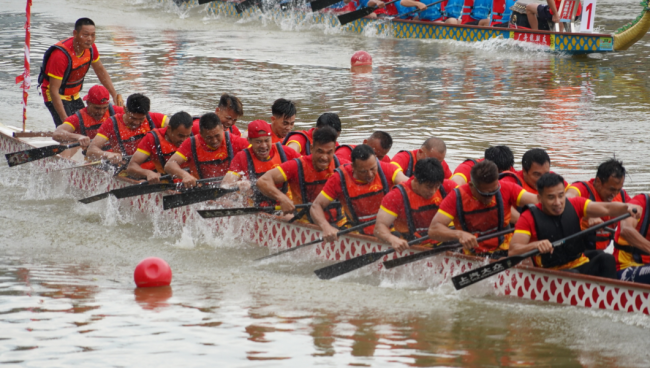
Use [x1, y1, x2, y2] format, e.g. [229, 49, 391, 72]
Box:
[2, 124, 650, 315]
[169, 0, 650, 54]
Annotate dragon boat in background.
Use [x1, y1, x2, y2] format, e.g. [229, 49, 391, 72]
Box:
[3, 123, 650, 315]
[169, 0, 650, 54]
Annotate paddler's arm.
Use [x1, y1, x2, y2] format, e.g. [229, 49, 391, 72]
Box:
[585, 201, 642, 220]
[510, 207, 520, 224]
[126, 151, 161, 183]
[393, 171, 408, 185]
[428, 212, 479, 251]
[565, 187, 580, 198]
[619, 216, 650, 254]
[52, 123, 90, 149]
[400, 0, 427, 10]
[87, 135, 122, 164]
[91, 60, 123, 107]
[547, 0, 560, 24]
[310, 193, 340, 242]
[164, 153, 196, 187]
[374, 209, 409, 252]
[508, 231, 553, 257]
[518, 191, 539, 206]
[48, 78, 69, 122]
[257, 168, 295, 215]
[286, 142, 301, 154]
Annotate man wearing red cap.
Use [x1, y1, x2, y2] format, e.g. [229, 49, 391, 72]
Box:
[165, 113, 250, 187]
[39, 18, 123, 127]
[52, 85, 123, 150]
[221, 120, 301, 206]
[126, 111, 194, 183]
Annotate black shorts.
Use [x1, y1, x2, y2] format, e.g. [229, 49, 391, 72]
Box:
[464, 20, 480, 25]
[45, 98, 85, 127]
[537, 4, 554, 21]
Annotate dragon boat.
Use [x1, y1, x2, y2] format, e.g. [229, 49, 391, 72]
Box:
[169, 0, 650, 54]
[3, 123, 650, 315]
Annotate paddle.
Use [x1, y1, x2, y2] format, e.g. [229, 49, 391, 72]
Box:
[162, 184, 238, 210]
[392, 0, 444, 19]
[337, 0, 399, 25]
[451, 212, 634, 290]
[254, 220, 377, 261]
[235, 0, 261, 13]
[52, 160, 102, 172]
[197, 203, 313, 219]
[382, 228, 515, 269]
[310, 0, 342, 12]
[313, 234, 438, 280]
[5, 143, 80, 167]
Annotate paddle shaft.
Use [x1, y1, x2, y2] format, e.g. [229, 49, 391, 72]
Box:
[394, 0, 444, 19]
[197, 202, 313, 219]
[52, 160, 102, 172]
[337, 0, 399, 25]
[254, 220, 377, 261]
[451, 212, 633, 290]
[6, 142, 80, 167]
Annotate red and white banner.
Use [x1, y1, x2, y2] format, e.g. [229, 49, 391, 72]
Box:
[15, 0, 32, 132]
[579, 0, 597, 33]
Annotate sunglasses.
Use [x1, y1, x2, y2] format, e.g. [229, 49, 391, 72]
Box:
[471, 182, 501, 197]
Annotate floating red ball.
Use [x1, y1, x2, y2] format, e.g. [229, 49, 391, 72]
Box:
[351, 50, 372, 66]
[134, 257, 172, 288]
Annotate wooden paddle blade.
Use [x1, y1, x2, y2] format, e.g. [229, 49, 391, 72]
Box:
[112, 183, 177, 199]
[5, 144, 76, 167]
[451, 254, 524, 290]
[337, 6, 375, 25]
[162, 187, 237, 210]
[310, 0, 341, 12]
[78, 192, 112, 204]
[197, 206, 276, 219]
[314, 249, 394, 280]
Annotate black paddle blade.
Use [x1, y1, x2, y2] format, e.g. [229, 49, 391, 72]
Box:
[5, 144, 77, 167]
[314, 249, 394, 280]
[198, 0, 217, 4]
[197, 206, 275, 219]
[310, 0, 341, 12]
[112, 183, 176, 199]
[235, 0, 259, 13]
[337, 6, 375, 25]
[162, 187, 237, 210]
[78, 192, 112, 204]
[451, 255, 524, 290]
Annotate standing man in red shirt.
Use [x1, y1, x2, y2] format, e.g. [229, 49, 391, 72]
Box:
[269, 98, 296, 144]
[509, 173, 639, 279]
[165, 113, 250, 187]
[39, 18, 123, 127]
[87, 94, 167, 163]
[391, 137, 453, 179]
[284, 113, 342, 156]
[451, 145, 514, 186]
[257, 126, 348, 224]
[52, 85, 123, 149]
[126, 111, 193, 183]
[375, 158, 458, 252]
[566, 159, 631, 250]
[336, 131, 393, 163]
[311, 144, 408, 240]
[429, 160, 538, 257]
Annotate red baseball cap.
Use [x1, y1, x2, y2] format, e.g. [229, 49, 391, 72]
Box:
[248, 120, 272, 139]
[83, 85, 110, 105]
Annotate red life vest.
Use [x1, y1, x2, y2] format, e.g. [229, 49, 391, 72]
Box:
[140, 129, 179, 173]
[575, 180, 628, 250]
[189, 133, 234, 179]
[454, 186, 510, 254]
[499, 170, 536, 194]
[38, 38, 95, 97]
[337, 161, 390, 235]
[76, 104, 116, 139]
[282, 129, 314, 155]
[396, 150, 418, 177]
[290, 155, 343, 224]
[394, 182, 448, 239]
[245, 143, 289, 206]
[614, 194, 650, 267]
[110, 114, 155, 155]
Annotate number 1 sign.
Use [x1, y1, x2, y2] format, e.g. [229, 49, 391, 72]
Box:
[580, 0, 597, 33]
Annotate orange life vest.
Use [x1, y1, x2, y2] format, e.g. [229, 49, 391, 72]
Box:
[498, 170, 536, 194]
[289, 155, 343, 224]
[454, 187, 510, 254]
[394, 182, 448, 239]
[614, 194, 650, 267]
[140, 129, 178, 174]
[110, 114, 155, 156]
[282, 129, 314, 155]
[76, 104, 116, 139]
[396, 150, 418, 177]
[245, 143, 289, 206]
[575, 180, 628, 250]
[38, 38, 95, 97]
[189, 133, 234, 179]
[338, 161, 389, 235]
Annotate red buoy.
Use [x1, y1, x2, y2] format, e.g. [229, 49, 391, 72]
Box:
[134, 257, 172, 288]
[351, 50, 372, 67]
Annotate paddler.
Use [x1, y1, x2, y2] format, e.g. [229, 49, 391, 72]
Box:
[375, 158, 458, 251]
[450, 145, 514, 186]
[86, 94, 167, 164]
[283, 113, 342, 156]
[499, 148, 566, 195]
[221, 120, 301, 206]
[310, 144, 408, 241]
[613, 192, 650, 284]
[390, 137, 453, 179]
[428, 160, 538, 257]
[215, 93, 244, 136]
[525, 0, 561, 31]
[566, 159, 631, 250]
[269, 98, 297, 144]
[256, 126, 348, 224]
[164, 113, 250, 187]
[126, 111, 193, 183]
[335, 131, 393, 163]
[52, 85, 123, 150]
[39, 18, 123, 127]
[509, 173, 639, 279]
